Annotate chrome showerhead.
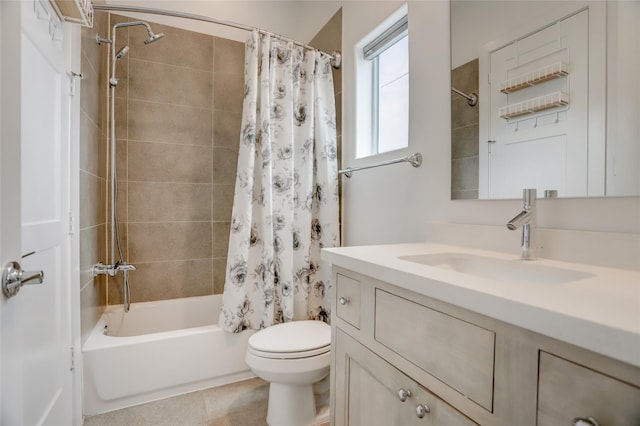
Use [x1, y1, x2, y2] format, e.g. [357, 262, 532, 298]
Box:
[144, 32, 165, 45]
[115, 45, 129, 60]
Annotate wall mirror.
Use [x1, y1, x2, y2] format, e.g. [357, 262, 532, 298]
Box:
[451, 0, 639, 200]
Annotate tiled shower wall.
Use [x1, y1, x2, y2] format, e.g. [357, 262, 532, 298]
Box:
[451, 58, 479, 200]
[310, 8, 343, 232]
[108, 16, 244, 304]
[79, 11, 342, 313]
[79, 11, 108, 343]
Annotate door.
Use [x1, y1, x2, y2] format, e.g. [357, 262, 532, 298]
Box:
[483, 9, 589, 199]
[1, 1, 73, 425]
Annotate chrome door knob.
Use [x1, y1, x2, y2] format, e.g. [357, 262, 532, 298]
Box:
[415, 403, 430, 418]
[573, 417, 600, 426]
[339, 296, 350, 305]
[2, 261, 45, 298]
[397, 388, 411, 402]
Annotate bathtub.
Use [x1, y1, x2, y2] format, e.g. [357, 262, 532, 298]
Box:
[82, 295, 254, 415]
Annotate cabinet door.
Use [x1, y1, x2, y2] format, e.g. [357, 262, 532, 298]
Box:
[333, 329, 478, 426]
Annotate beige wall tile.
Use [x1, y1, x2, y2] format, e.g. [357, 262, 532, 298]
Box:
[451, 124, 479, 159]
[212, 222, 230, 258]
[81, 51, 101, 126]
[451, 58, 479, 97]
[81, 12, 104, 74]
[128, 222, 212, 262]
[213, 257, 227, 294]
[80, 171, 106, 230]
[93, 18, 249, 306]
[212, 184, 234, 221]
[114, 96, 127, 140]
[128, 141, 213, 183]
[335, 91, 342, 138]
[80, 224, 106, 288]
[128, 100, 212, 146]
[212, 148, 238, 185]
[451, 156, 479, 192]
[213, 110, 241, 148]
[114, 139, 127, 182]
[128, 182, 212, 222]
[126, 259, 213, 302]
[129, 59, 212, 109]
[80, 110, 102, 177]
[213, 71, 243, 112]
[130, 23, 213, 72]
[80, 13, 109, 337]
[213, 38, 244, 75]
[308, 8, 342, 93]
[451, 95, 478, 128]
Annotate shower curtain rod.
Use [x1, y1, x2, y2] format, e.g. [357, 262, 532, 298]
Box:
[92, 3, 342, 69]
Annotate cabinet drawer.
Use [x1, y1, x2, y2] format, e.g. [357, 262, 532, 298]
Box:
[374, 290, 495, 411]
[538, 351, 640, 426]
[336, 273, 361, 329]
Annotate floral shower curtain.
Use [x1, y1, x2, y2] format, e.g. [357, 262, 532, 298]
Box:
[219, 30, 340, 333]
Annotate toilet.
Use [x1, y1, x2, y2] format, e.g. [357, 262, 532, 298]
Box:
[245, 320, 331, 426]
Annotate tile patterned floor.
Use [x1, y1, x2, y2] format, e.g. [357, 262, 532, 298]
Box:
[83, 378, 330, 426]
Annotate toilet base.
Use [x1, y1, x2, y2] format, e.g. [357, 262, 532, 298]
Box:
[267, 382, 316, 426]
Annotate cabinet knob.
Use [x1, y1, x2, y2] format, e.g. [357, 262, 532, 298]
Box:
[397, 388, 411, 402]
[415, 403, 430, 418]
[573, 417, 600, 426]
[339, 296, 350, 305]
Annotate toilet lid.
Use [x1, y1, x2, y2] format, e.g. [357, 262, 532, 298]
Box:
[248, 320, 331, 356]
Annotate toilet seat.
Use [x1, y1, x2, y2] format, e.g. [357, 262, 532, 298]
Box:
[248, 320, 331, 360]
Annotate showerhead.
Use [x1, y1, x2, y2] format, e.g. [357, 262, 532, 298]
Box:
[144, 32, 165, 45]
[115, 45, 129, 60]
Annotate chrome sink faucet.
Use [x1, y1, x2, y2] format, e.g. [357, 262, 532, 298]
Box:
[506, 188, 537, 260]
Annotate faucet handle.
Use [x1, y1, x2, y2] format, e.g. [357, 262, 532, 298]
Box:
[523, 188, 537, 206]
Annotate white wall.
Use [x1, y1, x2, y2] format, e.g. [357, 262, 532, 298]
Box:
[340, 1, 639, 267]
[103, 0, 341, 44]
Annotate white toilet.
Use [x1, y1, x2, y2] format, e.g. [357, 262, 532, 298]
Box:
[246, 320, 331, 426]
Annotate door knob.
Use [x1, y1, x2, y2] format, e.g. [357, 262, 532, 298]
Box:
[2, 261, 45, 298]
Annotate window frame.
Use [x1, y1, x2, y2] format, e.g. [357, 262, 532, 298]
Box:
[355, 10, 409, 159]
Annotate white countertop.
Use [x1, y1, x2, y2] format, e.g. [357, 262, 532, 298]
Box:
[322, 242, 640, 368]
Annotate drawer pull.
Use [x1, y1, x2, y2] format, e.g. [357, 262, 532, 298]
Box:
[339, 296, 350, 305]
[397, 388, 411, 402]
[415, 403, 430, 418]
[573, 417, 600, 426]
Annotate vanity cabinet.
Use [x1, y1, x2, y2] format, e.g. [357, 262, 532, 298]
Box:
[330, 267, 640, 426]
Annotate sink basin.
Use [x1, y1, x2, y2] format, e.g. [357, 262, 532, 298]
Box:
[399, 252, 594, 285]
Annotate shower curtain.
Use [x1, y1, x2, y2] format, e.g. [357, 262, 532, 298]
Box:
[219, 30, 339, 333]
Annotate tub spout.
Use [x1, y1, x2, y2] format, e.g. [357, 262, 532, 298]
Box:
[506, 189, 537, 260]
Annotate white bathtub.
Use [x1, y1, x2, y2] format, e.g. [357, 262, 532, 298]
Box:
[82, 295, 254, 415]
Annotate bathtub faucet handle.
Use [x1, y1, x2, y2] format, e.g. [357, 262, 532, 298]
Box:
[116, 262, 136, 272]
[91, 262, 136, 277]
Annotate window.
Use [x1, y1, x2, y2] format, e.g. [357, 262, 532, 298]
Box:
[357, 13, 409, 158]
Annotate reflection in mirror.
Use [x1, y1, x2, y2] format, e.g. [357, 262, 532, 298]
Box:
[451, 1, 639, 200]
